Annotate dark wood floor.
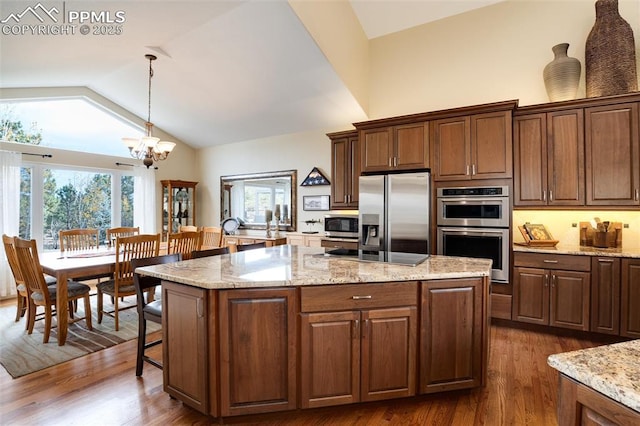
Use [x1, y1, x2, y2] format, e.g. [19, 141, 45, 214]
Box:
[0, 300, 624, 425]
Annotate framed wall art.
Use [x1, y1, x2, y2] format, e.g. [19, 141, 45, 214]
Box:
[303, 195, 330, 211]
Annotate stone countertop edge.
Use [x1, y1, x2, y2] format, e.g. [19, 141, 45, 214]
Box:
[513, 244, 640, 258]
[547, 340, 640, 412]
[136, 246, 492, 290]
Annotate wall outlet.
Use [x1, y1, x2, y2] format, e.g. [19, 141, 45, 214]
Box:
[571, 223, 577, 227]
[624, 223, 629, 228]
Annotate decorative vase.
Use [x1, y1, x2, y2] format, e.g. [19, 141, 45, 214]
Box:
[585, 0, 637, 97]
[543, 43, 581, 102]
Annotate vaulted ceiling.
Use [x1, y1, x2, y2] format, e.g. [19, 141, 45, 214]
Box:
[0, 1, 505, 149]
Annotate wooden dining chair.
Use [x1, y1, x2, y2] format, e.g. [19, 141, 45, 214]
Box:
[191, 246, 229, 258]
[14, 237, 92, 343]
[106, 226, 139, 247]
[167, 231, 202, 260]
[96, 233, 160, 331]
[179, 225, 198, 232]
[201, 226, 223, 248]
[132, 253, 181, 376]
[59, 228, 100, 252]
[236, 241, 267, 251]
[3, 234, 57, 329]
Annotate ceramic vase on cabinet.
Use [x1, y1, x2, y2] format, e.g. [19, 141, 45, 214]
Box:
[543, 43, 581, 102]
[585, 0, 637, 97]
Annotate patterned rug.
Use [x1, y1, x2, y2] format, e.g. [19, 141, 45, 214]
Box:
[0, 297, 160, 379]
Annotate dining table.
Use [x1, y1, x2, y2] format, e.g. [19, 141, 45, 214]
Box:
[39, 247, 117, 346]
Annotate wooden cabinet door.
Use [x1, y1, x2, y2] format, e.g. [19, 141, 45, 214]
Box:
[286, 235, 305, 246]
[585, 103, 640, 206]
[394, 123, 428, 170]
[218, 288, 297, 416]
[331, 135, 359, 209]
[621, 258, 640, 338]
[361, 307, 416, 401]
[512, 267, 549, 325]
[591, 257, 621, 335]
[470, 111, 512, 179]
[361, 128, 393, 173]
[514, 113, 547, 206]
[299, 311, 360, 408]
[547, 109, 585, 205]
[420, 278, 485, 393]
[549, 270, 590, 331]
[162, 281, 210, 414]
[431, 116, 471, 181]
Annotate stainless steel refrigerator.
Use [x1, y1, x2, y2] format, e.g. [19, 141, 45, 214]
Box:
[359, 170, 430, 254]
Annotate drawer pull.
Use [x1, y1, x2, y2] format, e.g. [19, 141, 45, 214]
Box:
[598, 258, 615, 263]
[543, 260, 559, 264]
[352, 295, 372, 300]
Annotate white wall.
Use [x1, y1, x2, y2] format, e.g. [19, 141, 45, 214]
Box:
[196, 0, 640, 232]
[197, 129, 333, 232]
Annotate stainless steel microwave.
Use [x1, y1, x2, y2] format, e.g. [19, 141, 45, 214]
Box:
[324, 214, 359, 238]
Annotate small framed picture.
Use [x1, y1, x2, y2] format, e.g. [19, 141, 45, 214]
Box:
[524, 223, 553, 241]
[303, 195, 330, 211]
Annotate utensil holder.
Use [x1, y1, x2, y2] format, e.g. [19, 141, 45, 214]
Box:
[594, 231, 608, 248]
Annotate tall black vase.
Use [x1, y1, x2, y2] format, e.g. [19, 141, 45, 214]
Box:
[585, 0, 638, 97]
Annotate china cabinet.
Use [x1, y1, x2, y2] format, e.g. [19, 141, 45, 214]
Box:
[161, 180, 198, 241]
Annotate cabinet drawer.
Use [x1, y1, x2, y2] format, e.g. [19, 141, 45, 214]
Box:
[513, 252, 590, 272]
[301, 282, 418, 312]
[321, 239, 358, 250]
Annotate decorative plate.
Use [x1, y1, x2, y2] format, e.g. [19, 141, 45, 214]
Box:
[222, 218, 240, 234]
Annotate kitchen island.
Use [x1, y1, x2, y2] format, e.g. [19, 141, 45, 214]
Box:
[548, 340, 640, 425]
[137, 245, 492, 420]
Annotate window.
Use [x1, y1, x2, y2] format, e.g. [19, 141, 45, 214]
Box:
[19, 164, 134, 250]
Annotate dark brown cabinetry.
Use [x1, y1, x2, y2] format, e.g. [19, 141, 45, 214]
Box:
[359, 122, 428, 173]
[431, 110, 512, 181]
[420, 277, 488, 393]
[218, 288, 297, 417]
[512, 253, 590, 331]
[621, 258, 640, 338]
[162, 281, 211, 414]
[513, 110, 585, 206]
[299, 283, 417, 408]
[585, 103, 640, 206]
[328, 130, 359, 209]
[590, 257, 620, 335]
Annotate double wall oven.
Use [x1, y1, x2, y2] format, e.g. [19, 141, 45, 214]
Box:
[436, 186, 510, 283]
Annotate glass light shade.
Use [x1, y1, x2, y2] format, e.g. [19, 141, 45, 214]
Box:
[142, 136, 160, 147]
[155, 141, 176, 154]
[122, 137, 139, 149]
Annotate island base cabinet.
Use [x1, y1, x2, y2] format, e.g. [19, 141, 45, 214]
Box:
[218, 288, 297, 417]
[162, 281, 211, 415]
[557, 374, 640, 426]
[299, 307, 417, 409]
[420, 278, 488, 394]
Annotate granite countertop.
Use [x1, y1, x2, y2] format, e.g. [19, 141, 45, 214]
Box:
[136, 245, 492, 290]
[547, 340, 640, 412]
[514, 244, 640, 259]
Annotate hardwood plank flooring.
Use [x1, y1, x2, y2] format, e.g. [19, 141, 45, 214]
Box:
[0, 305, 624, 425]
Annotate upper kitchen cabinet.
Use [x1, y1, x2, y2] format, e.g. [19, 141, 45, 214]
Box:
[327, 130, 359, 209]
[513, 110, 585, 206]
[431, 108, 514, 181]
[358, 122, 429, 173]
[585, 103, 640, 206]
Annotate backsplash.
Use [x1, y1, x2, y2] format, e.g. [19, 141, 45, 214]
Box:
[512, 210, 640, 248]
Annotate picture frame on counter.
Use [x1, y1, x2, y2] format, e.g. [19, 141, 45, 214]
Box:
[303, 195, 330, 211]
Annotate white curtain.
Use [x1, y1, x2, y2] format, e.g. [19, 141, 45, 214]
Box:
[133, 166, 157, 235]
[0, 150, 22, 297]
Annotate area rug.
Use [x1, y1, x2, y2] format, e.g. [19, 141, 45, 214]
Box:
[0, 298, 160, 379]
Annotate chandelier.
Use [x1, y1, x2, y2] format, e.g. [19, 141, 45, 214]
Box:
[122, 54, 176, 168]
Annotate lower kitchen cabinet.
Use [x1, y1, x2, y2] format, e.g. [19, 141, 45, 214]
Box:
[299, 282, 417, 408]
[218, 288, 297, 417]
[420, 277, 488, 393]
[621, 258, 640, 338]
[590, 257, 621, 335]
[286, 232, 324, 247]
[512, 253, 590, 331]
[162, 281, 211, 414]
